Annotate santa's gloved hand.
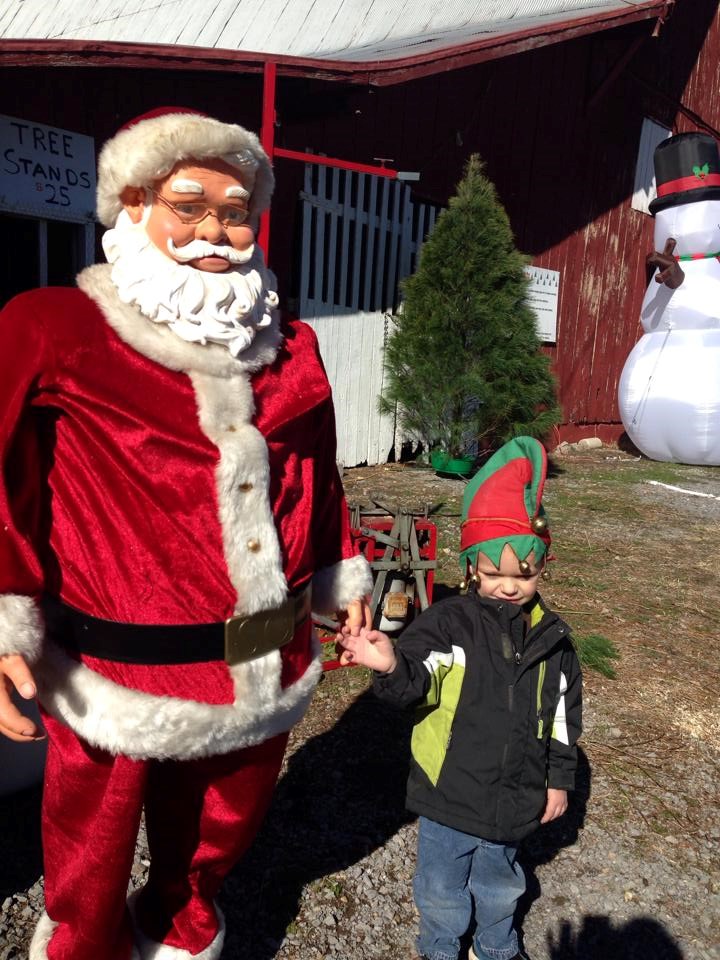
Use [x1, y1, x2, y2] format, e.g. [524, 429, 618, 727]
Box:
[338, 597, 373, 637]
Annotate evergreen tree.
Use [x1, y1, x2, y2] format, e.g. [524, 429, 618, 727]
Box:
[381, 154, 561, 457]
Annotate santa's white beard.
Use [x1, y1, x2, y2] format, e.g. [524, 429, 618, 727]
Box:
[102, 210, 279, 357]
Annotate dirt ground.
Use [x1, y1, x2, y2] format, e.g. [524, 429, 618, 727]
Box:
[338, 448, 720, 864]
[1, 446, 718, 960]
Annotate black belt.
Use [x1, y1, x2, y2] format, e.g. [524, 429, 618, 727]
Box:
[41, 588, 312, 666]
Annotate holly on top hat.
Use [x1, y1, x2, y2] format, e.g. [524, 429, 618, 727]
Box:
[459, 436, 551, 573]
[649, 132, 720, 215]
[96, 107, 274, 228]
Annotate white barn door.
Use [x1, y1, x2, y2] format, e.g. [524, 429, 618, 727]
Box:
[298, 162, 438, 466]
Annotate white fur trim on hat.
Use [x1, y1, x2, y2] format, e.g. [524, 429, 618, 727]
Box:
[0, 594, 44, 663]
[97, 111, 274, 228]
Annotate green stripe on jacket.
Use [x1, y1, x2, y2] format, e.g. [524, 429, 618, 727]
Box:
[411, 647, 465, 786]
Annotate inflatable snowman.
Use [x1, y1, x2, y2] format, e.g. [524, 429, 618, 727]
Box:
[618, 132, 720, 464]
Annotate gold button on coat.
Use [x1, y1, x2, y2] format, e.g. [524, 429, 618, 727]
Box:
[238, 482, 253, 492]
[246, 538, 261, 552]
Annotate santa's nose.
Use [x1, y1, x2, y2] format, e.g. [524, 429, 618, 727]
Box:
[196, 213, 227, 243]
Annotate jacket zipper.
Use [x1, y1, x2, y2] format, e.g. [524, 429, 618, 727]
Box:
[536, 659, 546, 738]
[497, 639, 518, 827]
[516, 620, 567, 676]
[494, 606, 564, 828]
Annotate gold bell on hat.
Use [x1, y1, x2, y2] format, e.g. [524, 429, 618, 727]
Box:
[459, 572, 479, 595]
[530, 515, 548, 534]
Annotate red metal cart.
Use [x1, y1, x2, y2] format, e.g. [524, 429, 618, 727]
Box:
[317, 504, 437, 670]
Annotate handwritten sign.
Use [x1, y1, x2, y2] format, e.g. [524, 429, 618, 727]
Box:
[524, 266, 559, 343]
[0, 114, 96, 223]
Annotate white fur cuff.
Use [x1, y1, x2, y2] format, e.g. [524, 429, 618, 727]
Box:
[312, 554, 373, 614]
[130, 891, 226, 960]
[0, 594, 44, 663]
[28, 912, 57, 960]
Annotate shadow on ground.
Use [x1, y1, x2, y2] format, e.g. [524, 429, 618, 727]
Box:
[459, 748, 592, 958]
[516, 752, 685, 959]
[219, 686, 414, 959]
[511, 747, 590, 954]
[0, 783, 43, 898]
[546, 916, 686, 959]
[471, 750, 684, 959]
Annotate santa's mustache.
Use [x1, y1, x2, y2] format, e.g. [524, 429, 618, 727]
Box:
[167, 238, 255, 265]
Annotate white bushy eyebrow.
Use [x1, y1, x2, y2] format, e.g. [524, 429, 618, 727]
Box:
[226, 185, 250, 201]
[170, 179, 204, 194]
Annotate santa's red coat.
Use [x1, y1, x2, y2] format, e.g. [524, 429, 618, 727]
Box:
[0, 264, 371, 761]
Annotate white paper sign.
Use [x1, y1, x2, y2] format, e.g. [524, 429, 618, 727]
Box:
[524, 266, 559, 343]
[0, 114, 96, 223]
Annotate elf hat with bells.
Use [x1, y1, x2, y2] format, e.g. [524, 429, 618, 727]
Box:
[460, 436, 551, 577]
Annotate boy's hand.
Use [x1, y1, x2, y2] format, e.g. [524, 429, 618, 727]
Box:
[0, 654, 45, 742]
[540, 787, 568, 824]
[336, 624, 397, 674]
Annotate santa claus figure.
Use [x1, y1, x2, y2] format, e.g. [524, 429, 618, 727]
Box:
[0, 108, 372, 960]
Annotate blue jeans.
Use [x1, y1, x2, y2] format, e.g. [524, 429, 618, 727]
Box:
[413, 817, 525, 960]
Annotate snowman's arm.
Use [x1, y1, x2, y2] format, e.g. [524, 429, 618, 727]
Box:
[647, 237, 685, 289]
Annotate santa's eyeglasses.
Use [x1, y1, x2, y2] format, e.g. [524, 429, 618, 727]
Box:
[150, 190, 249, 227]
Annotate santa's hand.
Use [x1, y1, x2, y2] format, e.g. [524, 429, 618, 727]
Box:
[341, 597, 373, 637]
[647, 237, 685, 289]
[0, 655, 45, 742]
[336, 625, 397, 674]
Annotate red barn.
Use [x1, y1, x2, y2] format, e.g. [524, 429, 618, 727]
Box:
[0, 0, 717, 460]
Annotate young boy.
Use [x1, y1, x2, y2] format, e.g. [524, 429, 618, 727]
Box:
[338, 436, 582, 960]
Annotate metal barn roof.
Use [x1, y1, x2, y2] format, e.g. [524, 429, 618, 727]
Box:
[0, 0, 673, 82]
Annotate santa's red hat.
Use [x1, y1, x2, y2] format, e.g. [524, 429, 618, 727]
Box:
[96, 107, 274, 228]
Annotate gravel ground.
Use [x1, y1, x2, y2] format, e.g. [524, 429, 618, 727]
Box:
[2, 671, 717, 960]
[1, 454, 719, 960]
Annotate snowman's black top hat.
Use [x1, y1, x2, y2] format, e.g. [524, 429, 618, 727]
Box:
[649, 131, 720, 215]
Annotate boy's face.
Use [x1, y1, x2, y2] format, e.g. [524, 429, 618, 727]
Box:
[475, 543, 543, 605]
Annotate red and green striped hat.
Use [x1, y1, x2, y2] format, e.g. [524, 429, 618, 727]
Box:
[460, 436, 551, 571]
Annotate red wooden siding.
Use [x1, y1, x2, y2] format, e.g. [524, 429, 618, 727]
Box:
[268, 1, 719, 442]
[0, 0, 716, 444]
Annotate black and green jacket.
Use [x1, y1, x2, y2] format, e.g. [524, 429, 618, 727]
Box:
[373, 591, 582, 843]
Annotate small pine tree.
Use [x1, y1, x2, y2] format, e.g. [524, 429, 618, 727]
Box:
[380, 154, 561, 457]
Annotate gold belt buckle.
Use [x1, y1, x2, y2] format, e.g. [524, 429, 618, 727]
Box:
[224, 594, 302, 666]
